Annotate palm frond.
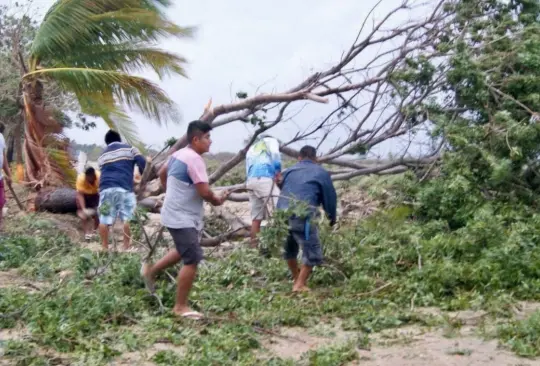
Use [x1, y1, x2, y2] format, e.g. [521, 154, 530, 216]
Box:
[51, 44, 187, 79]
[46, 143, 77, 187]
[102, 111, 146, 152]
[24, 67, 179, 125]
[77, 93, 143, 149]
[31, 0, 193, 62]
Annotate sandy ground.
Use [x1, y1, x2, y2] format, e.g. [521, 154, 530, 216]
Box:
[259, 322, 540, 366]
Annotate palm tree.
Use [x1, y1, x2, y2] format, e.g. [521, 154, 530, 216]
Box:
[19, 0, 191, 188]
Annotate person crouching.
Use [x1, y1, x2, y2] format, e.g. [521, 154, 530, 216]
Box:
[76, 167, 100, 240]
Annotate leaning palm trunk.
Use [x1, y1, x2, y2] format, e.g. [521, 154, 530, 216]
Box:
[22, 81, 75, 189]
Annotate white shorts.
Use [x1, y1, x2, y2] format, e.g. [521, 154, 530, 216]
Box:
[246, 177, 280, 220]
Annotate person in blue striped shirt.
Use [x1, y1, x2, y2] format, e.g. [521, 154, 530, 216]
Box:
[97, 130, 146, 251]
[245, 136, 282, 248]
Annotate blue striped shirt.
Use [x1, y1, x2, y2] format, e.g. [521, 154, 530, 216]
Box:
[98, 142, 146, 192]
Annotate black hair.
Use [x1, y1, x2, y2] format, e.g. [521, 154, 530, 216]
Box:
[0, 123, 5, 134]
[299, 145, 317, 160]
[85, 167, 96, 176]
[187, 120, 212, 143]
[105, 130, 121, 145]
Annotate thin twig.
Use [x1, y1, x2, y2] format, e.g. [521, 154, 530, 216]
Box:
[7, 181, 24, 211]
[253, 326, 307, 343]
[354, 282, 394, 298]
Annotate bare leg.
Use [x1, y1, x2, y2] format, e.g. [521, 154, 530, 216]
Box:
[172, 264, 198, 316]
[82, 218, 92, 236]
[99, 224, 109, 250]
[122, 222, 131, 250]
[142, 249, 182, 292]
[293, 265, 313, 292]
[287, 259, 300, 281]
[250, 219, 262, 248]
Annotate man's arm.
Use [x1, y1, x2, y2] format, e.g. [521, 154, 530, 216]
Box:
[276, 169, 288, 190]
[75, 175, 86, 211]
[195, 183, 227, 206]
[270, 138, 282, 181]
[2, 151, 11, 185]
[158, 163, 168, 191]
[320, 171, 337, 225]
[132, 147, 147, 174]
[76, 191, 86, 210]
[189, 156, 228, 206]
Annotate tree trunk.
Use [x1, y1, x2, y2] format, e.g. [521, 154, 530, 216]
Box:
[6, 129, 14, 163]
[35, 188, 78, 214]
[13, 121, 23, 165]
[22, 80, 75, 189]
[138, 195, 163, 213]
[34, 188, 163, 214]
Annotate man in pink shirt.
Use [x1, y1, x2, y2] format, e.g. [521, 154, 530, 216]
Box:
[141, 120, 229, 320]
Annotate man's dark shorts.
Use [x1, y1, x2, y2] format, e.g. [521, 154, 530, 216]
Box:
[283, 218, 323, 266]
[0, 179, 5, 209]
[76, 193, 99, 210]
[167, 227, 203, 265]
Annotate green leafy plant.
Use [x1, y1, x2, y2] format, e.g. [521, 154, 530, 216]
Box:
[498, 310, 540, 357]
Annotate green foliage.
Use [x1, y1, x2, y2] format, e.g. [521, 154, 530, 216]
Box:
[236, 91, 248, 99]
[129, 207, 150, 243]
[498, 311, 540, 357]
[165, 137, 178, 148]
[259, 201, 311, 257]
[0, 288, 31, 328]
[1, 340, 51, 366]
[0, 232, 72, 270]
[300, 340, 358, 366]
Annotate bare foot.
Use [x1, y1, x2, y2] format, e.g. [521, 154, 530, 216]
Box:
[292, 285, 311, 293]
[140, 263, 156, 293]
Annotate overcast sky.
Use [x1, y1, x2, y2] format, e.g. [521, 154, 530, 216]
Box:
[2, 0, 435, 156]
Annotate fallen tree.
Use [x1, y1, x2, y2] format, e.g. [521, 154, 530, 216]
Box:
[83, 0, 458, 247]
[139, 0, 454, 198]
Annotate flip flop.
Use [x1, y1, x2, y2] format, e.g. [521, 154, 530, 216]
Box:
[140, 263, 156, 293]
[181, 311, 204, 320]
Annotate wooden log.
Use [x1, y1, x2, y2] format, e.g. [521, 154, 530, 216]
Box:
[34, 188, 164, 214]
[138, 195, 164, 213]
[35, 188, 78, 213]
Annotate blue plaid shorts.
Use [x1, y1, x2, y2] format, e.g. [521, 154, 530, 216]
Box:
[98, 188, 137, 225]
